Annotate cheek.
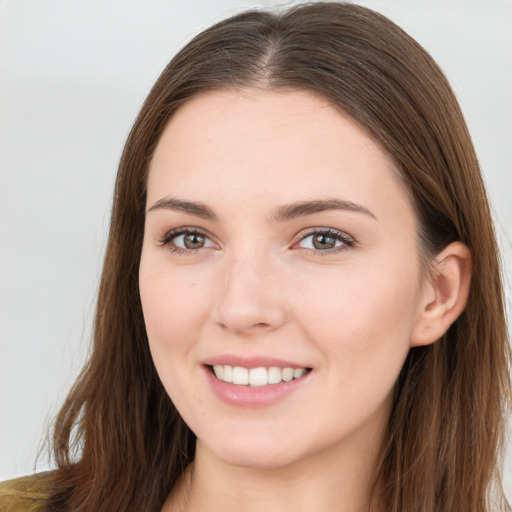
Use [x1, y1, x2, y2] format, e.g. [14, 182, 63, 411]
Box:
[139, 260, 216, 415]
[293, 256, 421, 381]
[139, 260, 212, 362]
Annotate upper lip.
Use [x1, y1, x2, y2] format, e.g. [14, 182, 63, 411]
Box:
[203, 354, 311, 369]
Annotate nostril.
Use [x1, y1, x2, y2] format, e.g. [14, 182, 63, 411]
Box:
[216, 320, 273, 332]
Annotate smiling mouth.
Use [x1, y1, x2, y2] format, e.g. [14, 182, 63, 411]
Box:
[209, 365, 312, 387]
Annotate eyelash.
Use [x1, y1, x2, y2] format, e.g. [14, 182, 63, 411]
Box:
[158, 227, 355, 256]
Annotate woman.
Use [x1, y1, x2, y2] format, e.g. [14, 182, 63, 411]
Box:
[1, 2, 510, 511]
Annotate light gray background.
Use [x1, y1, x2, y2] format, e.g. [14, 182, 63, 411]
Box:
[1, 0, 511, 499]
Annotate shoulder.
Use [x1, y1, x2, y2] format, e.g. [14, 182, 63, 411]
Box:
[0, 472, 53, 512]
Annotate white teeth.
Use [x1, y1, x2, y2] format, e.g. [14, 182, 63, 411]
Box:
[213, 365, 224, 380]
[249, 367, 268, 387]
[282, 368, 294, 382]
[223, 365, 233, 383]
[214, 365, 309, 386]
[232, 366, 249, 385]
[293, 368, 306, 379]
[268, 366, 281, 384]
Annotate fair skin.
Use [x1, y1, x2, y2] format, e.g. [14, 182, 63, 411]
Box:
[139, 88, 471, 512]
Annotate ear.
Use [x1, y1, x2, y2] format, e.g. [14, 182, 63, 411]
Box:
[411, 242, 472, 347]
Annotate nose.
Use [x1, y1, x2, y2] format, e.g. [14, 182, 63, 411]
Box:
[213, 251, 287, 335]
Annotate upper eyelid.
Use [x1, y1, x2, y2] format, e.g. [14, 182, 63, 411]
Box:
[162, 226, 210, 238]
[295, 227, 355, 242]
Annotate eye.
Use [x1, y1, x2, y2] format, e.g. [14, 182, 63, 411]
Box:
[296, 228, 354, 253]
[159, 227, 216, 254]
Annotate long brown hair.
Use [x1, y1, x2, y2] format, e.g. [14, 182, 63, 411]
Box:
[46, 3, 511, 511]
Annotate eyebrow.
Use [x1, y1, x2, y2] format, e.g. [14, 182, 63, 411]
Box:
[147, 196, 376, 222]
[272, 198, 377, 222]
[147, 197, 217, 220]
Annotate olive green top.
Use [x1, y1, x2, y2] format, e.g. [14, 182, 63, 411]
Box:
[0, 472, 52, 512]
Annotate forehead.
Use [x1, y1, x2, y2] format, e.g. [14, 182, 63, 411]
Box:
[151, 88, 387, 167]
[147, 88, 413, 225]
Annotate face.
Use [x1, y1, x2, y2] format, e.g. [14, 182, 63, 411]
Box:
[139, 88, 428, 470]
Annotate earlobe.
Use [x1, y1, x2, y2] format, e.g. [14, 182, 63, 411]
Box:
[411, 242, 472, 347]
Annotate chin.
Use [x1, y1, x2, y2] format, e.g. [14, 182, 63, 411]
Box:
[199, 433, 305, 470]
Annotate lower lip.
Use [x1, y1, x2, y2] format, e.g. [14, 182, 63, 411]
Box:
[204, 366, 311, 408]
